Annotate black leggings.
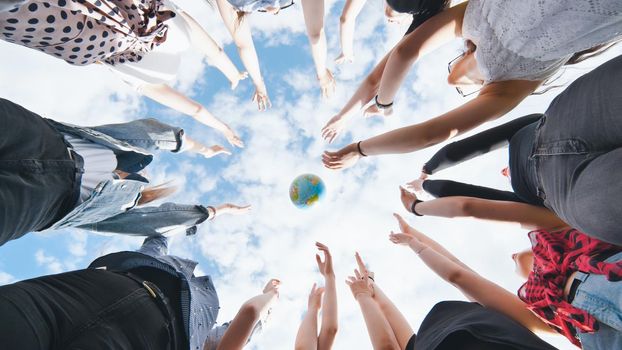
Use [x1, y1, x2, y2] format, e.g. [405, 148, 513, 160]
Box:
[0, 269, 172, 350]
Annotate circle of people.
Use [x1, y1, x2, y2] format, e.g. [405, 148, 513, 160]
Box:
[0, 0, 621, 349]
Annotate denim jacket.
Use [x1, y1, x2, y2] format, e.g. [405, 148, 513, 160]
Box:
[46, 118, 209, 236]
[89, 235, 231, 350]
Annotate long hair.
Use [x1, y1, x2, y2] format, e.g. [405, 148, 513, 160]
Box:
[137, 182, 178, 206]
[533, 40, 621, 95]
[565, 41, 620, 66]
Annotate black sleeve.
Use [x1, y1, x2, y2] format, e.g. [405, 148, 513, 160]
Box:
[422, 114, 542, 175]
[423, 180, 525, 203]
[404, 0, 452, 35]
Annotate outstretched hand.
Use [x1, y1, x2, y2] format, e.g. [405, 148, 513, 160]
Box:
[318, 70, 336, 99]
[322, 143, 360, 170]
[307, 283, 325, 311]
[399, 186, 418, 213]
[315, 242, 335, 277]
[321, 115, 348, 144]
[355, 252, 375, 283]
[406, 172, 428, 193]
[252, 87, 272, 111]
[393, 212, 418, 236]
[214, 203, 252, 217]
[263, 278, 281, 296]
[230, 71, 249, 90]
[345, 268, 374, 300]
[201, 145, 232, 158]
[389, 230, 427, 254]
[334, 52, 353, 65]
[223, 127, 244, 148]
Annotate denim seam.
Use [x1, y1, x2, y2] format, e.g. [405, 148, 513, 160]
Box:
[61, 287, 162, 347]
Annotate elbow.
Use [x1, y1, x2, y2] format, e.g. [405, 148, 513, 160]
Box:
[306, 28, 324, 45]
[447, 268, 465, 285]
[453, 198, 478, 217]
[325, 325, 338, 337]
[239, 302, 261, 321]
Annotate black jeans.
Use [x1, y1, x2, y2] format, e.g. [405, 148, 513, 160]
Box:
[0, 269, 172, 350]
[0, 98, 78, 246]
[533, 55, 622, 245]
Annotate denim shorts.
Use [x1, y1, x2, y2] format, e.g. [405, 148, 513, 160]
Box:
[571, 251, 622, 349]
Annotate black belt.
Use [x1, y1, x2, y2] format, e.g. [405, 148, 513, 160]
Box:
[566, 251, 620, 304]
[566, 276, 583, 304]
[119, 272, 183, 350]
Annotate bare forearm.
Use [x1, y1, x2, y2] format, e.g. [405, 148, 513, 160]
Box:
[319, 276, 338, 349]
[238, 45, 264, 89]
[295, 309, 319, 350]
[215, 290, 278, 350]
[180, 11, 241, 82]
[372, 285, 414, 348]
[338, 0, 366, 58]
[357, 296, 400, 350]
[376, 2, 466, 104]
[417, 197, 568, 230]
[336, 53, 390, 119]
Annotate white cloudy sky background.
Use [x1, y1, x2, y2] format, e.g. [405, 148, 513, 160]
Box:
[1, 0, 621, 348]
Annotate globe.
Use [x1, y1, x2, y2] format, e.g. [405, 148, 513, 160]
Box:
[289, 174, 326, 209]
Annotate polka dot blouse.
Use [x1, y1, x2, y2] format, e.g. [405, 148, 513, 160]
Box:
[0, 0, 176, 66]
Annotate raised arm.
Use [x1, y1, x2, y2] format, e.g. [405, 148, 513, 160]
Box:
[374, 2, 467, 107]
[294, 283, 323, 350]
[215, 0, 270, 111]
[315, 242, 338, 349]
[335, 0, 367, 65]
[355, 253, 414, 349]
[321, 52, 391, 143]
[422, 114, 543, 175]
[178, 10, 248, 89]
[138, 83, 244, 147]
[377, 3, 467, 104]
[400, 187, 567, 231]
[388, 232, 554, 334]
[301, 0, 335, 98]
[347, 270, 400, 350]
[216, 279, 280, 350]
[323, 79, 541, 169]
[79, 203, 251, 236]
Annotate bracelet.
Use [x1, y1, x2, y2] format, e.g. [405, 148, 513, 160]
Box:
[207, 205, 217, 220]
[411, 199, 423, 216]
[367, 275, 375, 282]
[374, 95, 394, 109]
[357, 141, 368, 157]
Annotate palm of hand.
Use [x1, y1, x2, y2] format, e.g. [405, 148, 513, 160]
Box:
[399, 187, 418, 212]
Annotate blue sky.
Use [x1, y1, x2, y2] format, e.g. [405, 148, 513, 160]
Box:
[1, 0, 621, 348]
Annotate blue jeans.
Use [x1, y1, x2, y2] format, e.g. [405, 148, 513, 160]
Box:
[571, 251, 622, 349]
[533, 55, 622, 245]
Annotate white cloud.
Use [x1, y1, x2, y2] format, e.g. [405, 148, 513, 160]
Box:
[2, 2, 621, 349]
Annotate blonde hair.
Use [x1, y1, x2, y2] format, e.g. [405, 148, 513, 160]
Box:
[137, 182, 178, 206]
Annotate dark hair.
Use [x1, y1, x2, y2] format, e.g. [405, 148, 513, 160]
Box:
[565, 41, 620, 66]
[533, 40, 620, 95]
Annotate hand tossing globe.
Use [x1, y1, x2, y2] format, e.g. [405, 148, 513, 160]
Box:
[289, 174, 326, 209]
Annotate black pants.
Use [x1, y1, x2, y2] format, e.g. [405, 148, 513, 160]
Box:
[0, 269, 172, 350]
[0, 98, 78, 246]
